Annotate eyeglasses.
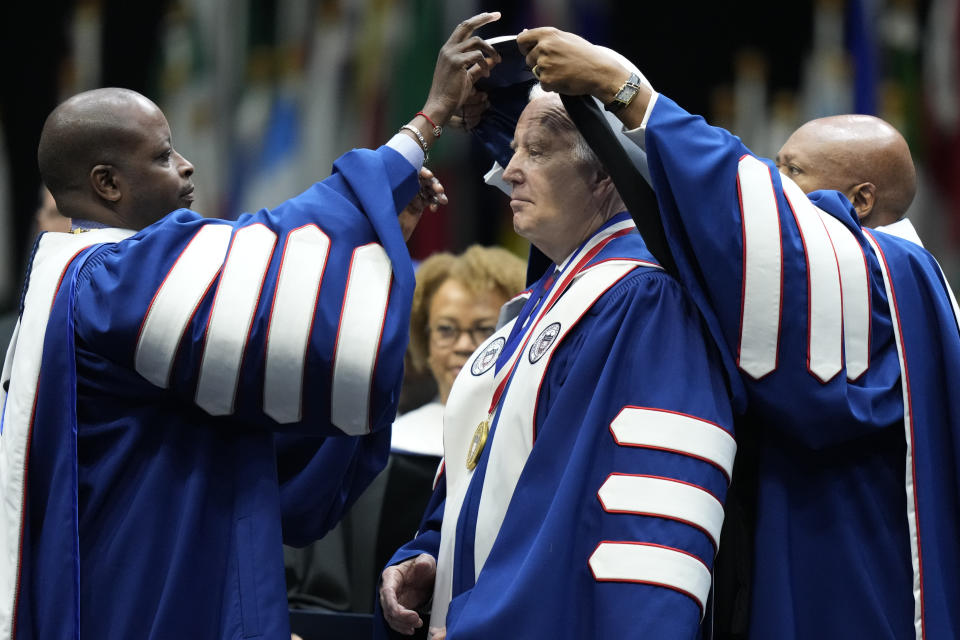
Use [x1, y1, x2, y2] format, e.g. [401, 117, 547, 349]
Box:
[428, 322, 497, 347]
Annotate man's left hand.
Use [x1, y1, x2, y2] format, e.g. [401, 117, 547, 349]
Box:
[379, 553, 438, 635]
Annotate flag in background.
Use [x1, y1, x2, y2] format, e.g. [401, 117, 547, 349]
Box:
[388, 0, 457, 260]
[234, 91, 304, 216]
[924, 0, 960, 243]
[846, 0, 881, 115]
[3, 0, 954, 298]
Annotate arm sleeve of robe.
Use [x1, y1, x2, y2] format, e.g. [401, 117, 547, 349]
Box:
[629, 95, 905, 448]
[73, 144, 419, 437]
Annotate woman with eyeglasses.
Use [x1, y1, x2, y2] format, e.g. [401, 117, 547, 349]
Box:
[397, 245, 526, 454]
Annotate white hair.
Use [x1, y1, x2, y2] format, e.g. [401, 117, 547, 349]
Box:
[527, 83, 604, 171]
[527, 48, 655, 185]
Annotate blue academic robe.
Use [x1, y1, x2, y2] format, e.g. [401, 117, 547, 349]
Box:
[377, 215, 735, 639]
[1, 144, 419, 640]
[637, 94, 960, 639]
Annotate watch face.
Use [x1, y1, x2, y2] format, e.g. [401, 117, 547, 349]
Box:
[606, 76, 642, 112]
[620, 84, 639, 102]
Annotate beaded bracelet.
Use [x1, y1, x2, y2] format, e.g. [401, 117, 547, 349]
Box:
[400, 124, 428, 154]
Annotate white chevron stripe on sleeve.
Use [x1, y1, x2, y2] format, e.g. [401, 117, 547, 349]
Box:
[263, 225, 331, 424]
[597, 474, 724, 549]
[589, 541, 711, 616]
[817, 210, 871, 379]
[135, 224, 232, 388]
[330, 243, 392, 435]
[195, 223, 277, 416]
[737, 155, 783, 379]
[610, 406, 736, 481]
[782, 177, 843, 382]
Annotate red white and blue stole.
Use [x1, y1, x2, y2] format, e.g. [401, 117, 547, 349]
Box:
[0, 229, 133, 638]
[430, 218, 659, 625]
[864, 220, 960, 639]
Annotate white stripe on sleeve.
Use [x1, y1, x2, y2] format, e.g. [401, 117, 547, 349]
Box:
[782, 177, 843, 382]
[737, 155, 783, 379]
[589, 542, 711, 615]
[817, 210, 871, 379]
[196, 223, 277, 415]
[330, 243, 392, 435]
[263, 225, 331, 424]
[610, 407, 736, 480]
[598, 474, 724, 549]
[135, 224, 232, 388]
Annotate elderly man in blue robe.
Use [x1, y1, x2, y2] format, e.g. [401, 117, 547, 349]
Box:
[518, 27, 960, 640]
[377, 40, 735, 640]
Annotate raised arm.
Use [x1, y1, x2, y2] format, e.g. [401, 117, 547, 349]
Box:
[518, 28, 905, 448]
[74, 13, 504, 438]
[73, 147, 418, 437]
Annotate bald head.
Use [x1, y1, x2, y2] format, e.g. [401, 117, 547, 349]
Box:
[776, 114, 916, 228]
[39, 88, 154, 198]
[37, 88, 194, 229]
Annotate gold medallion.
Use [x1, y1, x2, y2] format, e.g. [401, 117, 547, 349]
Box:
[466, 418, 490, 470]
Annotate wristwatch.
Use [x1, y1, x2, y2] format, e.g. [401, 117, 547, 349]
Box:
[604, 73, 643, 114]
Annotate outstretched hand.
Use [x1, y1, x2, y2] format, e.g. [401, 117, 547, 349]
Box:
[421, 12, 502, 127]
[379, 553, 438, 635]
[399, 167, 447, 242]
[516, 27, 629, 103]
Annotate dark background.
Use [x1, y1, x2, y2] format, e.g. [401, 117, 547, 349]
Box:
[1, 0, 954, 314]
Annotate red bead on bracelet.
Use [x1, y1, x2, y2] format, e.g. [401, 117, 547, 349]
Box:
[416, 111, 442, 138]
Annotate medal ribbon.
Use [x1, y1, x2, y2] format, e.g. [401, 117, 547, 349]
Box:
[484, 223, 637, 417]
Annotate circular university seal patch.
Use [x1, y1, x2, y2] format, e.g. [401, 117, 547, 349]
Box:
[471, 336, 505, 376]
[528, 322, 561, 364]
